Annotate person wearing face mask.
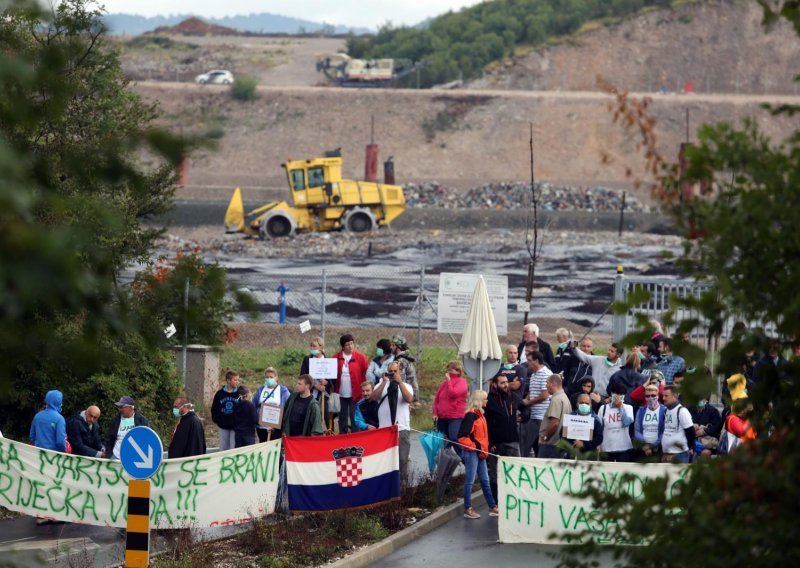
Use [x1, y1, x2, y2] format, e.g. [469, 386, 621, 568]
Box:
[432, 360, 469, 455]
[168, 397, 206, 459]
[66, 405, 104, 458]
[366, 338, 395, 384]
[552, 328, 575, 375]
[564, 394, 604, 455]
[494, 344, 528, 394]
[634, 383, 667, 460]
[300, 337, 334, 426]
[253, 367, 291, 442]
[598, 383, 634, 462]
[571, 342, 623, 400]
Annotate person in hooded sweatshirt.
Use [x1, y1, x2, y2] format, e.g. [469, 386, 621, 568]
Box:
[168, 397, 207, 458]
[30, 390, 67, 453]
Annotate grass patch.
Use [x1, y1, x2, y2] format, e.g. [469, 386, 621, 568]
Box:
[221, 344, 460, 432]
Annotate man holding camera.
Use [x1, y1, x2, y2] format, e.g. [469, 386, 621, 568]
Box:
[373, 361, 414, 483]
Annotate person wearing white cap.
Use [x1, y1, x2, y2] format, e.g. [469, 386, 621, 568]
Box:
[104, 396, 150, 460]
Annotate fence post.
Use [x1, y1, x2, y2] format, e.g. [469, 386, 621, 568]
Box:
[612, 266, 627, 343]
[182, 277, 189, 386]
[417, 265, 425, 363]
[321, 269, 327, 345]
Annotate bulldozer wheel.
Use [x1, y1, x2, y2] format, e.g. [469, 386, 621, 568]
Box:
[344, 209, 376, 234]
[261, 215, 293, 239]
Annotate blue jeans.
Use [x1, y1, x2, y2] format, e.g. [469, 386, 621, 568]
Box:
[537, 444, 566, 459]
[664, 450, 691, 464]
[437, 417, 463, 457]
[463, 450, 496, 510]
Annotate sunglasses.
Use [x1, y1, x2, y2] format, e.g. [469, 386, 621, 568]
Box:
[645, 394, 658, 399]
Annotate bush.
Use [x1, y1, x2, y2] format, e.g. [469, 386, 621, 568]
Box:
[231, 75, 258, 101]
[131, 249, 252, 347]
[204, 124, 225, 139]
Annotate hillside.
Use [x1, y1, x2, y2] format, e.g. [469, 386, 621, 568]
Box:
[139, 84, 798, 203]
[472, 0, 799, 95]
[123, 0, 798, 205]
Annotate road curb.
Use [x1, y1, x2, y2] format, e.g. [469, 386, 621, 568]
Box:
[325, 491, 486, 568]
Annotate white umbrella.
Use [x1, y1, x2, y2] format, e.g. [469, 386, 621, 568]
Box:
[458, 275, 502, 391]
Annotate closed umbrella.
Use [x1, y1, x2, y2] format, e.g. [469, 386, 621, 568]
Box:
[458, 275, 502, 391]
[419, 429, 446, 474]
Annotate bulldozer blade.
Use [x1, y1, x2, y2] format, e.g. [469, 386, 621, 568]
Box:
[225, 187, 245, 233]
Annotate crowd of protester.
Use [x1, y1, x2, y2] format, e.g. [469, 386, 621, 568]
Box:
[21, 322, 791, 525]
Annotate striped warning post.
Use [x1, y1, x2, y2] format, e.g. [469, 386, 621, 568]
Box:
[125, 479, 151, 567]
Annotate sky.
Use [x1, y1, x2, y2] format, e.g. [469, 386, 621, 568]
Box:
[98, 1, 487, 30]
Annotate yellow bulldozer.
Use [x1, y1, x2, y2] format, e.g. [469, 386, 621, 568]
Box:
[224, 149, 406, 238]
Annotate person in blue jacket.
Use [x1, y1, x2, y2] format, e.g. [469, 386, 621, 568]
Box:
[30, 390, 67, 453]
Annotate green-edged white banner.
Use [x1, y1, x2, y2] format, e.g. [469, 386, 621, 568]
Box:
[498, 457, 688, 544]
[0, 437, 281, 528]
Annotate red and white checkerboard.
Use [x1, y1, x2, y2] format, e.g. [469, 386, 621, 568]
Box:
[335, 457, 363, 488]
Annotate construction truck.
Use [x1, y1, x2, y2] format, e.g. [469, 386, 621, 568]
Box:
[316, 53, 426, 88]
[224, 149, 406, 239]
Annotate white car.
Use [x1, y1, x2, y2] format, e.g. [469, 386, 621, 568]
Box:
[194, 70, 234, 85]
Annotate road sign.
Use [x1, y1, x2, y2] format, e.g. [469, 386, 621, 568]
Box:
[120, 427, 163, 480]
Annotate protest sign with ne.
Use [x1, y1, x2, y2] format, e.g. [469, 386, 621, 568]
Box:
[562, 414, 594, 441]
[498, 457, 688, 545]
[0, 437, 281, 528]
[259, 403, 283, 429]
[309, 357, 337, 380]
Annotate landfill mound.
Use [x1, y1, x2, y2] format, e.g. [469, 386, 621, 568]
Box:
[151, 17, 239, 36]
[403, 181, 650, 212]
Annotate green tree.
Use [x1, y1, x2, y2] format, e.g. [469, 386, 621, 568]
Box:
[559, 4, 800, 565]
[0, 0, 187, 435]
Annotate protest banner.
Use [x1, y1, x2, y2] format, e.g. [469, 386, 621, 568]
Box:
[0, 437, 281, 528]
[498, 457, 688, 544]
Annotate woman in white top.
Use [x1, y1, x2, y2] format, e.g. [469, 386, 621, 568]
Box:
[599, 382, 635, 462]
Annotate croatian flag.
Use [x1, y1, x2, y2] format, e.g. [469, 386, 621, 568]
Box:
[284, 425, 400, 511]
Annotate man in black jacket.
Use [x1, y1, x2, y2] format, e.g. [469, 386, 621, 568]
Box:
[485, 374, 524, 501]
[105, 396, 150, 460]
[168, 397, 207, 458]
[516, 323, 555, 370]
[66, 405, 104, 458]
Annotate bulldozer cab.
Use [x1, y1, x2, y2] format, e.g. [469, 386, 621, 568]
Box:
[283, 155, 344, 208]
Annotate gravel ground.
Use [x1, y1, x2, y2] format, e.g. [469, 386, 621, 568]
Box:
[157, 224, 683, 261]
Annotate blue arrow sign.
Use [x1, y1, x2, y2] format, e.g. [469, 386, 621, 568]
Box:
[120, 426, 163, 480]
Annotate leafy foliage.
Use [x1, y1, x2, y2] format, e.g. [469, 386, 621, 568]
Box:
[559, 4, 800, 565]
[346, 0, 672, 88]
[132, 249, 254, 347]
[0, 0, 224, 439]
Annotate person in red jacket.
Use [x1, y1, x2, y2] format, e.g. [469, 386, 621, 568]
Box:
[457, 390, 499, 519]
[334, 333, 369, 434]
[433, 360, 469, 456]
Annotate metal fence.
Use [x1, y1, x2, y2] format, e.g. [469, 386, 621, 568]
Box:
[232, 263, 594, 360]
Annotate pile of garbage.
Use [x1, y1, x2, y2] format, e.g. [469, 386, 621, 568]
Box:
[403, 181, 651, 212]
